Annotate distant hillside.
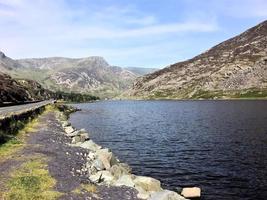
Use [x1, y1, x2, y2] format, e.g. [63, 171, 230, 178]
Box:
[0, 72, 52, 103]
[129, 20, 267, 99]
[125, 67, 158, 76]
[0, 72, 100, 104]
[0, 53, 139, 98]
[0, 52, 24, 72]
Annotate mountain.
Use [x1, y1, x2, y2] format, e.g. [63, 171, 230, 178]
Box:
[0, 52, 24, 72]
[0, 53, 138, 98]
[125, 67, 158, 76]
[129, 20, 267, 99]
[0, 72, 52, 103]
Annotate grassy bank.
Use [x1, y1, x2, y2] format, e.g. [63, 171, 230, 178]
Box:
[0, 105, 62, 200]
[0, 106, 45, 144]
[2, 156, 62, 200]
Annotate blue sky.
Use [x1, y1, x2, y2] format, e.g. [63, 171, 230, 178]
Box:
[0, 0, 266, 68]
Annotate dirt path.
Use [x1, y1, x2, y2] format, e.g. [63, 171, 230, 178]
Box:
[0, 110, 140, 200]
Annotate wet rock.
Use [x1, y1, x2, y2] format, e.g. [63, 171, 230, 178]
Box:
[181, 187, 201, 198]
[80, 140, 101, 151]
[149, 190, 187, 200]
[133, 176, 162, 193]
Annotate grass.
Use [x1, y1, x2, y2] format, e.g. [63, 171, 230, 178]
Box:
[191, 90, 224, 99]
[0, 105, 63, 200]
[72, 184, 97, 195]
[0, 118, 39, 162]
[2, 157, 62, 200]
[191, 88, 267, 99]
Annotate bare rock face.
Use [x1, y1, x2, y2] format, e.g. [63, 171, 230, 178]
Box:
[16, 56, 138, 98]
[0, 51, 141, 98]
[129, 20, 267, 99]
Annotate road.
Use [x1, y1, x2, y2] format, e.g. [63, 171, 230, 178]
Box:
[0, 100, 55, 119]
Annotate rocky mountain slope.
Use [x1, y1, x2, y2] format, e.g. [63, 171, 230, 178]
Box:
[0, 53, 139, 98]
[125, 67, 158, 76]
[0, 52, 23, 72]
[129, 20, 267, 99]
[0, 72, 52, 103]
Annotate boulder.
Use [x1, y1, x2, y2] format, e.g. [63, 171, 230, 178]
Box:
[71, 132, 90, 144]
[80, 132, 90, 141]
[120, 163, 132, 173]
[62, 121, 70, 127]
[88, 152, 96, 160]
[80, 140, 101, 151]
[64, 126, 75, 134]
[91, 158, 105, 171]
[133, 176, 162, 193]
[135, 186, 151, 199]
[95, 149, 117, 170]
[149, 190, 187, 200]
[114, 174, 135, 187]
[66, 130, 80, 137]
[72, 135, 81, 143]
[181, 187, 201, 198]
[109, 164, 130, 179]
[89, 170, 114, 184]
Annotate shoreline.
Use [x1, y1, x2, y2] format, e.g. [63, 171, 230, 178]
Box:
[60, 104, 199, 200]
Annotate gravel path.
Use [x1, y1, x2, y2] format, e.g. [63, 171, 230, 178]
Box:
[0, 110, 140, 200]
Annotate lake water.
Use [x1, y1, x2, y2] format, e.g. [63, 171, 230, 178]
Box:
[70, 100, 267, 200]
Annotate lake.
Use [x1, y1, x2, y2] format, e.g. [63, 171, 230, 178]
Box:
[70, 100, 267, 200]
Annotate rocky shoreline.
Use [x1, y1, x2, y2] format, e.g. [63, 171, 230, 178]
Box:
[57, 105, 200, 200]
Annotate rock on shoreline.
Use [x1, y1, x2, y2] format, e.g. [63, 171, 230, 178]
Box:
[57, 105, 197, 200]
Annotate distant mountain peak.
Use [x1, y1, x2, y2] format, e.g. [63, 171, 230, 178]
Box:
[0, 51, 6, 58]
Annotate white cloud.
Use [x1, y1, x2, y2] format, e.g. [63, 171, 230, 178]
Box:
[0, 0, 231, 69]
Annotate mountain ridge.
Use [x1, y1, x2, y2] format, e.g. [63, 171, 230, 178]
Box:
[0, 53, 143, 98]
[129, 20, 267, 99]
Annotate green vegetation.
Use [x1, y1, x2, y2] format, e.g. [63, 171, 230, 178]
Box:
[72, 184, 97, 194]
[3, 158, 62, 200]
[150, 90, 175, 99]
[191, 90, 225, 99]
[0, 138, 23, 161]
[234, 89, 267, 98]
[143, 88, 267, 100]
[0, 107, 44, 144]
[53, 91, 100, 102]
[0, 117, 39, 161]
[191, 88, 267, 99]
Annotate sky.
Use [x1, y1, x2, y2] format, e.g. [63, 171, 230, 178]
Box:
[0, 0, 267, 68]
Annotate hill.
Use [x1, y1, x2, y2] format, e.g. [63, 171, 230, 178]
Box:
[129, 20, 267, 99]
[0, 72, 52, 103]
[0, 53, 138, 98]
